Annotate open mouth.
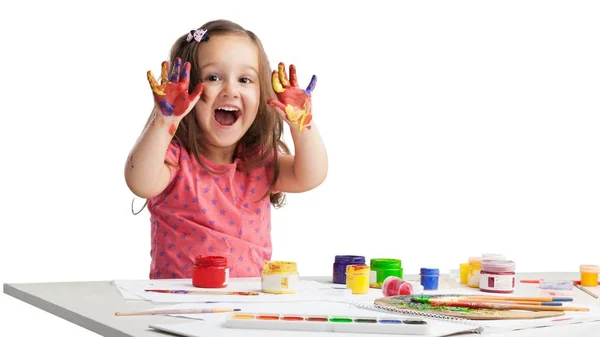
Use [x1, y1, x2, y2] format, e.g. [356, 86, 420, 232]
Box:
[213, 106, 241, 126]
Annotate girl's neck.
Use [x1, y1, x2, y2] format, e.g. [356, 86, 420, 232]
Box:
[202, 145, 237, 165]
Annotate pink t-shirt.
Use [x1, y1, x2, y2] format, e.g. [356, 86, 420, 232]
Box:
[146, 141, 276, 279]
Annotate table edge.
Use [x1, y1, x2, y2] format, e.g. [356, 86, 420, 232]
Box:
[3, 283, 134, 337]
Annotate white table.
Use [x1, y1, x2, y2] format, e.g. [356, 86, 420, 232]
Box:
[3, 272, 600, 336]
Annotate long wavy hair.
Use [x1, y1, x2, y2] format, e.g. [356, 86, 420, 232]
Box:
[163, 19, 290, 208]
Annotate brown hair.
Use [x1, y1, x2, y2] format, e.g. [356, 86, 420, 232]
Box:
[167, 19, 290, 208]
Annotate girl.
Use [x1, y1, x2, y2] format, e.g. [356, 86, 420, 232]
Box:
[124, 19, 328, 279]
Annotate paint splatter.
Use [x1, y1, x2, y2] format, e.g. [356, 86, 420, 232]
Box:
[169, 123, 176, 136]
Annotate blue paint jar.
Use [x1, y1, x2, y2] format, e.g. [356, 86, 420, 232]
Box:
[333, 255, 366, 284]
[420, 268, 439, 290]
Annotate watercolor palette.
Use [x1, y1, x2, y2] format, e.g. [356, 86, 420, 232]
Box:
[224, 312, 431, 335]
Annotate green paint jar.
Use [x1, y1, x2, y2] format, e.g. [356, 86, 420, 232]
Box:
[369, 258, 403, 288]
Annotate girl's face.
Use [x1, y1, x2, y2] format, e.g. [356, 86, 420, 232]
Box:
[194, 34, 260, 151]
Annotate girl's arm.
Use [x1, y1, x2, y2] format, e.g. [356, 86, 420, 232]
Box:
[124, 107, 177, 199]
[276, 122, 328, 193]
[125, 58, 204, 198]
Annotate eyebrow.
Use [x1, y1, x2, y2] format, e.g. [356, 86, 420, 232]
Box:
[200, 62, 259, 75]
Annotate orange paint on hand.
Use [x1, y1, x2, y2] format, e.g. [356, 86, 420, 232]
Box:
[169, 123, 176, 136]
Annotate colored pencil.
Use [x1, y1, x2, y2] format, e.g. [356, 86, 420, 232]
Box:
[412, 298, 589, 312]
[144, 289, 260, 296]
[575, 284, 599, 299]
[115, 308, 241, 316]
[521, 279, 600, 286]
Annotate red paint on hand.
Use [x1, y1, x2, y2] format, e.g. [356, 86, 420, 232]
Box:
[268, 62, 316, 132]
[147, 58, 204, 117]
[168, 123, 176, 136]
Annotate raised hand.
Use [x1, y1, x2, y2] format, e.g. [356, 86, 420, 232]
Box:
[267, 62, 317, 132]
[147, 57, 204, 118]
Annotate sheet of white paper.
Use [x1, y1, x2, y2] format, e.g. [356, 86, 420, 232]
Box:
[112, 278, 387, 303]
[141, 300, 385, 321]
[111, 280, 146, 300]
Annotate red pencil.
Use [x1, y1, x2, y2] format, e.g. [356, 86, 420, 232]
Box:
[520, 280, 600, 285]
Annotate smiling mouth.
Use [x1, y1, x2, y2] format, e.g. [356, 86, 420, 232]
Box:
[214, 106, 241, 126]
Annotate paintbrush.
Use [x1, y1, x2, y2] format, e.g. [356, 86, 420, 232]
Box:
[411, 298, 589, 312]
[115, 308, 241, 316]
[442, 297, 562, 306]
[461, 295, 572, 302]
[144, 289, 260, 296]
[575, 284, 599, 299]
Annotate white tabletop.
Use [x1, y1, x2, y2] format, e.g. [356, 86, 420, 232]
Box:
[3, 272, 600, 336]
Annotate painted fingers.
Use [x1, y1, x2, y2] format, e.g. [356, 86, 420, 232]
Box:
[146, 58, 204, 118]
[271, 62, 318, 94]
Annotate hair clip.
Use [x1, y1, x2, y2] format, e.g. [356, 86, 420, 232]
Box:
[186, 29, 209, 42]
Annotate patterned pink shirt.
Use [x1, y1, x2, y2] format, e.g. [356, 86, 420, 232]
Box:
[146, 141, 276, 279]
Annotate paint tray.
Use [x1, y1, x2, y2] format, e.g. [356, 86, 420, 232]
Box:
[224, 312, 431, 335]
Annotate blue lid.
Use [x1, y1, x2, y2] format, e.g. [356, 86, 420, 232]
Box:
[420, 268, 439, 275]
[335, 255, 366, 264]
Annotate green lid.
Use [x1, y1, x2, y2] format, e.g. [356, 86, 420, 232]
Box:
[370, 258, 402, 269]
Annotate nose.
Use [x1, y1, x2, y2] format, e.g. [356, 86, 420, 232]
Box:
[220, 79, 239, 98]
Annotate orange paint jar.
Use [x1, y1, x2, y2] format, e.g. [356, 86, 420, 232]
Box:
[580, 264, 599, 287]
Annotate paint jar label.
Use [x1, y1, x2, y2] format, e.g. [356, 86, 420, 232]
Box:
[369, 270, 377, 286]
[480, 274, 515, 292]
[468, 270, 480, 288]
[261, 273, 298, 294]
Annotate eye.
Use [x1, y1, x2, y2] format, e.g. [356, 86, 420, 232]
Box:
[206, 74, 220, 82]
[239, 77, 252, 84]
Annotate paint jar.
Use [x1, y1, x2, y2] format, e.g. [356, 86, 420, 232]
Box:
[369, 258, 402, 288]
[580, 264, 599, 287]
[382, 276, 413, 296]
[479, 259, 516, 293]
[192, 255, 228, 288]
[333, 255, 366, 284]
[459, 263, 469, 284]
[467, 256, 482, 288]
[346, 265, 370, 294]
[419, 268, 439, 290]
[261, 261, 299, 294]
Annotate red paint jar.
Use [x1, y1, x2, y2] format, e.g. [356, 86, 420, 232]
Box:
[479, 259, 515, 293]
[192, 255, 229, 288]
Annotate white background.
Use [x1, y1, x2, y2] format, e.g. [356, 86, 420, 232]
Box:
[1, 0, 599, 335]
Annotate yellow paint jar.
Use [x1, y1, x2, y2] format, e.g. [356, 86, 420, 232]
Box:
[346, 265, 370, 294]
[468, 257, 482, 288]
[459, 263, 469, 284]
[580, 264, 599, 287]
[261, 261, 299, 294]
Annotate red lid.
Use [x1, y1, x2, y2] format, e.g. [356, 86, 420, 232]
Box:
[194, 255, 227, 267]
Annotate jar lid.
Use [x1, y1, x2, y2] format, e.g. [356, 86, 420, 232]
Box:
[580, 264, 599, 273]
[262, 261, 298, 275]
[335, 255, 366, 264]
[420, 268, 439, 275]
[481, 259, 515, 273]
[370, 258, 402, 269]
[194, 255, 227, 267]
[346, 264, 370, 274]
